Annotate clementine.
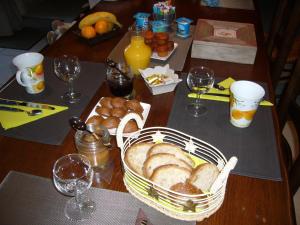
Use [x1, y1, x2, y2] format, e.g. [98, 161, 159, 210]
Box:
[95, 20, 109, 34]
[81, 26, 96, 39]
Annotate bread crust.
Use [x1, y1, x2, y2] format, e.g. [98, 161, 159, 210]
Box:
[148, 143, 195, 167]
[124, 143, 154, 175]
[150, 164, 191, 189]
[189, 163, 219, 192]
[143, 153, 192, 178]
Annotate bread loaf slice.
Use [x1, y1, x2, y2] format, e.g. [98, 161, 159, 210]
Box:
[124, 143, 154, 176]
[143, 153, 192, 178]
[148, 143, 195, 167]
[150, 165, 191, 189]
[189, 163, 220, 192]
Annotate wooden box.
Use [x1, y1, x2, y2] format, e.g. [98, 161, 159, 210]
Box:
[191, 19, 257, 64]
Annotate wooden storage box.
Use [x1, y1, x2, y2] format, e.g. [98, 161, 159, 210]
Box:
[191, 19, 257, 64]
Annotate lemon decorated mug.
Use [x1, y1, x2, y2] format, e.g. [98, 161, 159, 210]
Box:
[13, 52, 45, 94]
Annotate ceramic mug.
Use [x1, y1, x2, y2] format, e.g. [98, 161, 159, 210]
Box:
[13, 52, 45, 94]
[230, 80, 265, 128]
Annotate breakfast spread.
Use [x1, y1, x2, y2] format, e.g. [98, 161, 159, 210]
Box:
[124, 142, 220, 194]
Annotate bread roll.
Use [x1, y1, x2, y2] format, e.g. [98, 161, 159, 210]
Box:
[111, 107, 127, 118]
[126, 100, 144, 113]
[150, 165, 191, 189]
[100, 97, 113, 109]
[101, 116, 120, 129]
[148, 143, 195, 167]
[96, 106, 111, 117]
[124, 120, 139, 133]
[143, 153, 192, 178]
[86, 115, 103, 125]
[111, 97, 126, 108]
[124, 143, 154, 175]
[189, 163, 219, 192]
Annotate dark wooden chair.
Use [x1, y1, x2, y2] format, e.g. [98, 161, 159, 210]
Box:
[266, 0, 300, 89]
[277, 57, 300, 196]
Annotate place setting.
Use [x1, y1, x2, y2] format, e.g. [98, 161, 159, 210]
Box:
[167, 65, 281, 181]
[0, 52, 107, 145]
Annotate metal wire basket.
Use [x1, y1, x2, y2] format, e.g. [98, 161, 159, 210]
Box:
[116, 113, 237, 221]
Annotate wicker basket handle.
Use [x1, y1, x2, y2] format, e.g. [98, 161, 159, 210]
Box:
[116, 112, 144, 149]
[210, 156, 238, 194]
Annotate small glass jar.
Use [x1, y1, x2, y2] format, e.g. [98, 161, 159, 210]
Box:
[75, 125, 111, 169]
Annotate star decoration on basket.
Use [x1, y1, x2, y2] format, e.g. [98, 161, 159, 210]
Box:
[183, 200, 197, 212]
[184, 139, 197, 154]
[151, 131, 166, 144]
[148, 186, 159, 200]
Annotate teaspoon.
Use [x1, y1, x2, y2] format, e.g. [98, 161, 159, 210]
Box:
[69, 116, 100, 140]
[106, 58, 131, 80]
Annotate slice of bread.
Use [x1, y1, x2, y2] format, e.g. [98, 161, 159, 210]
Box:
[148, 143, 195, 167]
[143, 153, 192, 178]
[124, 143, 154, 176]
[150, 165, 191, 189]
[189, 163, 220, 192]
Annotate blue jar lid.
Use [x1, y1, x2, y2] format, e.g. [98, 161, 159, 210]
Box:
[134, 12, 150, 19]
[176, 17, 193, 24]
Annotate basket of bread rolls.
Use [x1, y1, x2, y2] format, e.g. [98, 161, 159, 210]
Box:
[116, 113, 238, 221]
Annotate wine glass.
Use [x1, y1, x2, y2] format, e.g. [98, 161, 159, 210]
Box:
[53, 154, 96, 221]
[186, 66, 215, 117]
[54, 55, 81, 103]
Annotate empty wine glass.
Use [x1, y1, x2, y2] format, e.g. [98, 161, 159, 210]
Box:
[187, 66, 215, 117]
[54, 55, 81, 103]
[53, 154, 96, 221]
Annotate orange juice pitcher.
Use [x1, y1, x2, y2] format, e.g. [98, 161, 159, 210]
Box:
[124, 33, 151, 75]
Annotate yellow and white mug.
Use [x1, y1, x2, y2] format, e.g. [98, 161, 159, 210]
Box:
[230, 80, 265, 128]
[13, 52, 45, 94]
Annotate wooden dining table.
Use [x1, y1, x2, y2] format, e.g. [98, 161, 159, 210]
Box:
[0, 0, 295, 224]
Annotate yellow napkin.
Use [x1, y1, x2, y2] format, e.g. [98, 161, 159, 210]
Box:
[188, 77, 273, 106]
[0, 102, 68, 130]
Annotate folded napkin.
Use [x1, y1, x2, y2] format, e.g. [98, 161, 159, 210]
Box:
[0, 101, 68, 130]
[188, 77, 273, 106]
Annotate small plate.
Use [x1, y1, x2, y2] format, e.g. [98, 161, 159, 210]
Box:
[86, 98, 151, 137]
[151, 43, 178, 61]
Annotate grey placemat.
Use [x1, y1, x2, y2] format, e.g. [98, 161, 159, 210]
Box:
[0, 171, 195, 225]
[167, 78, 281, 181]
[0, 58, 106, 145]
[108, 26, 194, 71]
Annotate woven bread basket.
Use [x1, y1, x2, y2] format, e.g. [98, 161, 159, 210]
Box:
[117, 113, 237, 221]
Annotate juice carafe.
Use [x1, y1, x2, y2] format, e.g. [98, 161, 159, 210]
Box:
[124, 34, 152, 75]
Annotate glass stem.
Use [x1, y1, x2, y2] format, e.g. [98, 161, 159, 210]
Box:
[75, 188, 88, 209]
[68, 79, 74, 95]
[195, 91, 201, 105]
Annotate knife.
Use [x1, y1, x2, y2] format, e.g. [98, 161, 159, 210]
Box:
[0, 99, 55, 110]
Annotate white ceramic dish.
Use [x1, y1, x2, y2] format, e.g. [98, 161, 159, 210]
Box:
[151, 43, 178, 61]
[86, 97, 151, 137]
[139, 64, 182, 95]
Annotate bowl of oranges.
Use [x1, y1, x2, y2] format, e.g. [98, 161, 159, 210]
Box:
[74, 11, 122, 45]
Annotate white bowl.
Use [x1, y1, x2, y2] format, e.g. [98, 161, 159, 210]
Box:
[139, 65, 182, 95]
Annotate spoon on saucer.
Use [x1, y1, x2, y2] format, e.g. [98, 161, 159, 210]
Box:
[69, 116, 100, 140]
[0, 106, 42, 116]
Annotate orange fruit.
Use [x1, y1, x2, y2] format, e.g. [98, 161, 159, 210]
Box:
[244, 110, 256, 120]
[94, 20, 109, 34]
[231, 109, 243, 120]
[81, 26, 96, 39]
